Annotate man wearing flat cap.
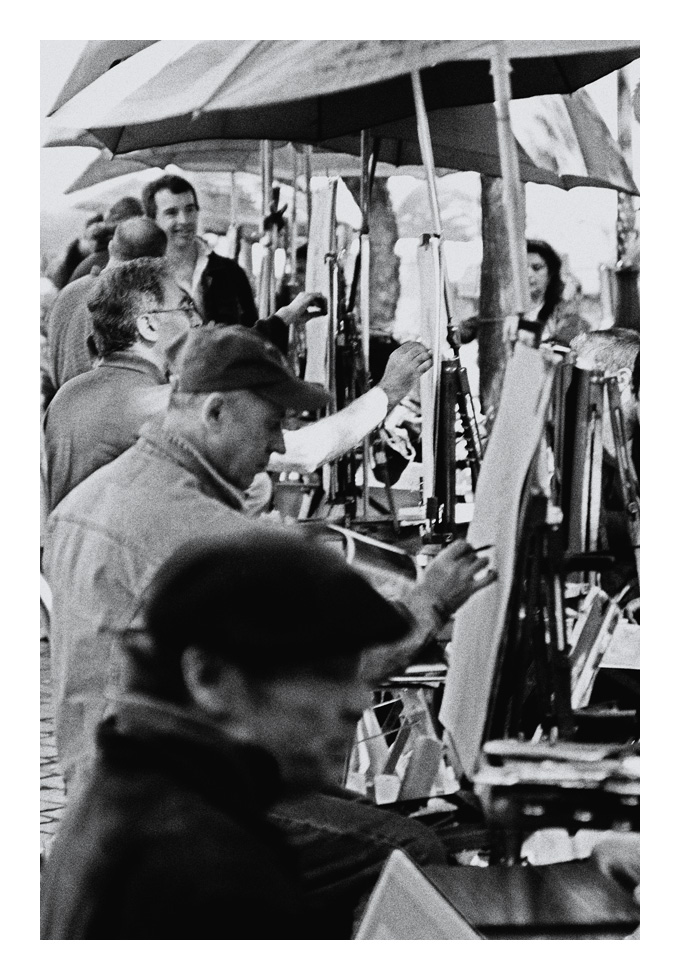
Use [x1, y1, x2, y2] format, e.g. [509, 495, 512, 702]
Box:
[41, 529, 412, 939]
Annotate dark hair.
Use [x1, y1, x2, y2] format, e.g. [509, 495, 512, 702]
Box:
[631, 351, 640, 398]
[87, 221, 116, 253]
[527, 239, 564, 324]
[142, 175, 200, 219]
[125, 531, 410, 704]
[105, 196, 144, 224]
[86, 257, 169, 357]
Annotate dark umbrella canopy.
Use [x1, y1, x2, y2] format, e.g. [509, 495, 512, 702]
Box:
[320, 92, 638, 194]
[48, 40, 639, 153]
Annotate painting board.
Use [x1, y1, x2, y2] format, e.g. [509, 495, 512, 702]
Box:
[438, 345, 559, 777]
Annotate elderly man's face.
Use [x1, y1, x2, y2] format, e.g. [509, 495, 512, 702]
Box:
[247, 667, 372, 788]
[144, 279, 200, 374]
[205, 389, 287, 490]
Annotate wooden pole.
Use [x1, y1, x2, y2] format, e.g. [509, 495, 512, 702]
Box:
[488, 42, 531, 315]
[229, 171, 237, 227]
[410, 70, 447, 507]
[360, 131, 372, 517]
[290, 145, 299, 289]
[304, 145, 313, 243]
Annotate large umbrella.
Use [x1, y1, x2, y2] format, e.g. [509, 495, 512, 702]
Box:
[321, 91, 637, 195]
[46, 40, 639, 311]
[48, 40, 639, 151]
[62, 142, 416, 194]
[56, 87, 638, 198]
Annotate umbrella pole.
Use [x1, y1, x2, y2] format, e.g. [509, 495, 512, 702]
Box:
[411, 70, 484, 523]
[326, 178, 340, 501]
[360, 130, 372, 519]
[259, 139, 277, 318]
[290, 146, 299, 291]
[305, 145, 313, 245]
[411, 70, 447, 519]
[229, 171, 237, 228]
[489, 43, 530, 315]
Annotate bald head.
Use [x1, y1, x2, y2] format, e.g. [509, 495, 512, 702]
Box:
[109, 217, 167, 263]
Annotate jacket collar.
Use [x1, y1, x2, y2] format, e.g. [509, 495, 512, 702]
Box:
[95, 349, 167, 385]
[100, 692, 283, 812]
[137, 416, 247, 510]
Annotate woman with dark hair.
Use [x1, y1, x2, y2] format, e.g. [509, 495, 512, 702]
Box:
[527, 239, 563, 322]
[459, 239, 591, 349]
[524, 239, 591, 346]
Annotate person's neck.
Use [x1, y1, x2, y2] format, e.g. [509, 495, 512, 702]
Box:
[126, 340, 166, 375]
[167, 238, 198, 272]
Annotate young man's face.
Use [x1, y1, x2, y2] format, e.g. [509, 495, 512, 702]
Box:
[153, 189, 199, 250]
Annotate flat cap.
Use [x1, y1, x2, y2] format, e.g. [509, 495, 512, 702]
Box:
[143, 526, 410, 678]
[177, 324, 329, 412]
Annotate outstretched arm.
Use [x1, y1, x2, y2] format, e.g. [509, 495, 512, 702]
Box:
[268, 341, 432, 474]
[360, 540, 497, 683]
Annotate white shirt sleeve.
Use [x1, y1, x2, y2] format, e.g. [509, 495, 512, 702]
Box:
[268, 387, 389, 475]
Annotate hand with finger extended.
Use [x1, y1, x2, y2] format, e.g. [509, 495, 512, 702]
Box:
[276, 291, 328, 327]
[378, 341, 433, 409]
[415, 539, 497, 624]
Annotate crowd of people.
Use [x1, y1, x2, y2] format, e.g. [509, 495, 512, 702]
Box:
[39, 175, 640, 939]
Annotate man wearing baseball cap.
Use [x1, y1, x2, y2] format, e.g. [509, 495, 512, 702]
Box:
[45, 324, 329, 793]
[46, 320, 492, 790]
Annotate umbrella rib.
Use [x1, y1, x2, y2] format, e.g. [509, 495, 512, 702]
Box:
[193, 40, 267, 116]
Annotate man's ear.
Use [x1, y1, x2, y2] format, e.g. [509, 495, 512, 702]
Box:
[200, 392, 225, 428]
[136, 313, 159, 344]
[181, 647, 251, 728]
[616, 366, 632, 391]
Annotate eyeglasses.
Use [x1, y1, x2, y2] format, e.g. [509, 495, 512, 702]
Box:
[152, 302, 202, 325]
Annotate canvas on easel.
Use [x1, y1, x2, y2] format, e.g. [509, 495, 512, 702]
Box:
[303, 179, 337, 389]
[438, 345, 559, 778]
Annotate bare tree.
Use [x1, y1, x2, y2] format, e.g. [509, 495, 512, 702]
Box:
[345, 177, 400, 332]
[476, 175, 525, 430]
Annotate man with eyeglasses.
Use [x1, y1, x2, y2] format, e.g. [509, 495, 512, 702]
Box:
[43, 257, 202, 511]
[47, 216, 169, 395]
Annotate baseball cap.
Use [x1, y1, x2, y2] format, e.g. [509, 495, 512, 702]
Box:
[176, 324, 329, 412]
[140, 526, 411, 680]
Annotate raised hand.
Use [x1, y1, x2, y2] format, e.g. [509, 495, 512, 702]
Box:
[415, 539, 497, 622]
[276, 291, 328, 327]
[378, 341, 433, 409]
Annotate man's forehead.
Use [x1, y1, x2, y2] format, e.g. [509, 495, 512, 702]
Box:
[155, 189, 197, 211]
